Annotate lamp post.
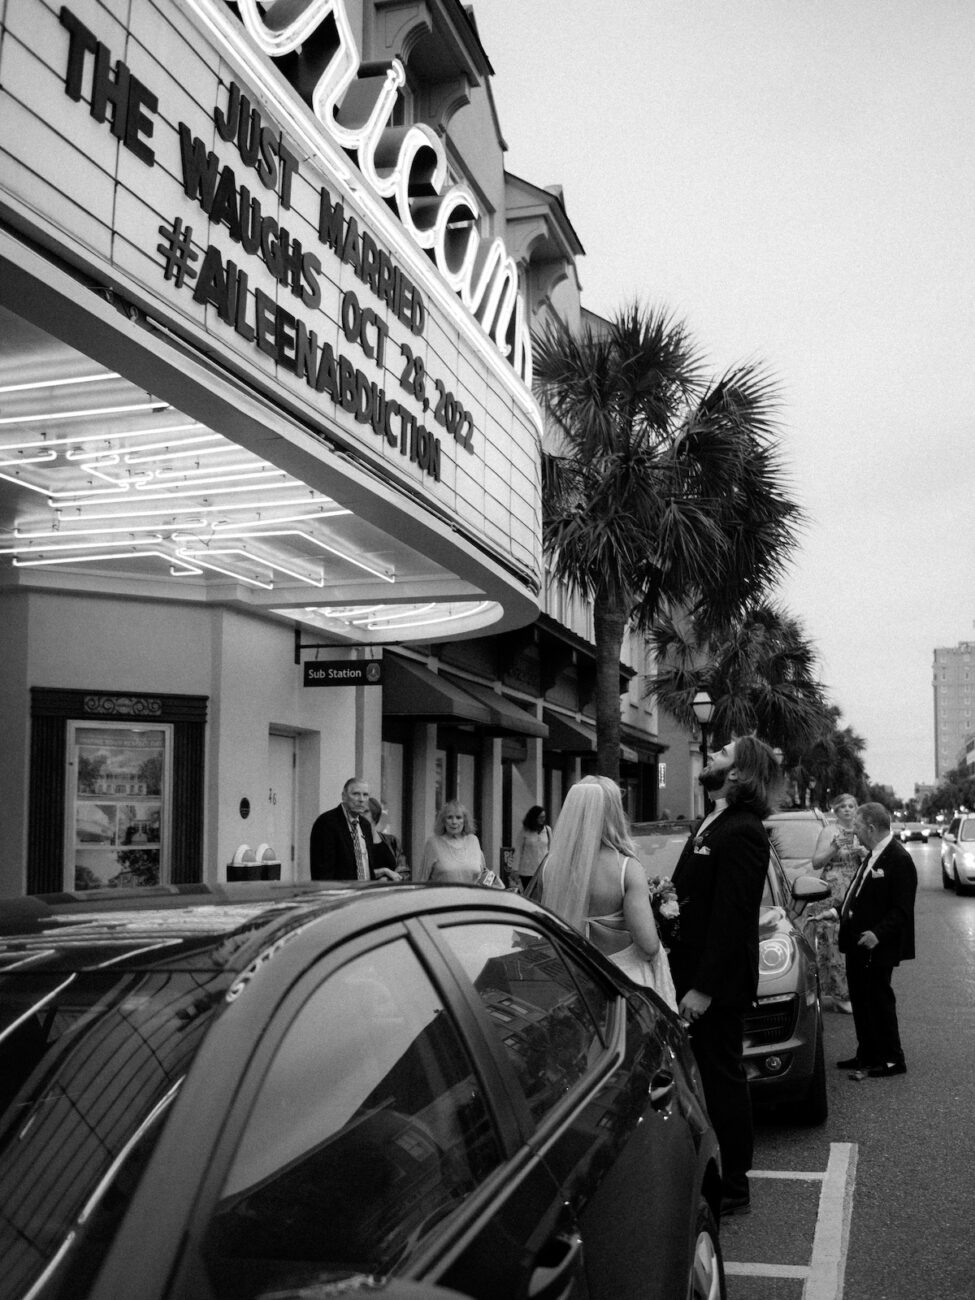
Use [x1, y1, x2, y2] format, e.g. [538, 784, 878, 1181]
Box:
[692, 690, 716, 815]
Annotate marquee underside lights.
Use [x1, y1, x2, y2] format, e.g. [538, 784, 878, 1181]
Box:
[0, 344, 509, 638]
[281, 600, 502, 641]
[0, 366, 394, 593]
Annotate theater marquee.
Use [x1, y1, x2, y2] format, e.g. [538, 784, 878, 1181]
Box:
[0, 0, 541, 592]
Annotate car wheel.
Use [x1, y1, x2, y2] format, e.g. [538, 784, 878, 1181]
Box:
[942, 858, 953, 890]
[687, 1201, 726, 1300]
[953, 864, 970, 896]
[793, 1018, 828, 1126]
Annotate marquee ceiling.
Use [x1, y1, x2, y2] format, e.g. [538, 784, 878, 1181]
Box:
[0, 305, 502, 642]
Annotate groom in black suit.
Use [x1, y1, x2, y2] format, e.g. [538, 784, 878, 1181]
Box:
[837, 801, 917, 1078]
[670, 734, 779, 1217]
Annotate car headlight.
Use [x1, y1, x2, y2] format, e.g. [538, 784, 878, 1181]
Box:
[758, 935, 796, 978]
[962, 852, 975, 868]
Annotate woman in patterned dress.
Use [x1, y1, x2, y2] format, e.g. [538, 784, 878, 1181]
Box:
[808, 793, 865, 1012]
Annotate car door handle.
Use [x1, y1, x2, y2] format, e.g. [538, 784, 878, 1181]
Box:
[649, 1069, 676, 1109]
[528, 1230, 584, 1300]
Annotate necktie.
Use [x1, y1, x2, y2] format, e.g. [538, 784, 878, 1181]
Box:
[841, 852, 871, 921]
[349, 815, 369, 880]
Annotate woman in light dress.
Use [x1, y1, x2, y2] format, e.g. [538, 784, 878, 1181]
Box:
[512, 805, 551, 891]
[417, 800, 498, 885]
[808, 792, 865, 1013]
[541, 776, 677, 1012]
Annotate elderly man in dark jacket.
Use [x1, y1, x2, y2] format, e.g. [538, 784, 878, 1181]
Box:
[837, 801, 917, 1079]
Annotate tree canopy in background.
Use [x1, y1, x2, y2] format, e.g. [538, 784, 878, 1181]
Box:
[534, 304, 803, 780]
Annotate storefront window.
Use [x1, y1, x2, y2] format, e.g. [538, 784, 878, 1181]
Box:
[66, 723, 172, 890]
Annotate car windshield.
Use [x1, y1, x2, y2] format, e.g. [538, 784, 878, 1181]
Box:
[0, 962, 227, 1300]
[765, 820, 824, 860]
[961, 822, 975, 842]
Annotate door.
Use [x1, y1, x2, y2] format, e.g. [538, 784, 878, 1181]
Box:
[267, 732, 296, 879]
[191, 931, 565, 1300]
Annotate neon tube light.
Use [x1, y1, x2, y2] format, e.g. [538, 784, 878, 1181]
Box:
[12, 551, 202, 576]
[177, 546, 324, 587]
[0, 535, 164, 555]
[362, 602, 493, 629]
[50, 494, 328, 521]
[0, 372, 120, 394]
[0, 402, 169, 426]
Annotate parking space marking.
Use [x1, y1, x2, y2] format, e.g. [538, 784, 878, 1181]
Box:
[724, 1143, 858, 1299]
[805, 1142, 857, 1300]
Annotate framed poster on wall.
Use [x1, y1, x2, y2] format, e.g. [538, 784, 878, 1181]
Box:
[65, 722, 172, 890]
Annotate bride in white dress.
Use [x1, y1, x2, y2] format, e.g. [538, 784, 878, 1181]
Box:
[541, 776, 677, 1013]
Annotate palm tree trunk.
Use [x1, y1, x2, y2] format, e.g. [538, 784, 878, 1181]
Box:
[593, 596, 626, 782]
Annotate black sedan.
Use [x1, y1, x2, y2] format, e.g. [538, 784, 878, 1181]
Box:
[0, 882, 725, 1300]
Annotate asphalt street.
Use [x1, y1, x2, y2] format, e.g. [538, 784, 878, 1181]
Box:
[721, 839, 975, 1300]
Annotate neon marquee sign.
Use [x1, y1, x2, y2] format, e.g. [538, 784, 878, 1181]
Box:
[229, 0, 531, 385]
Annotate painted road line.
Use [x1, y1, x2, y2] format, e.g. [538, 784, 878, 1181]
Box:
[805, 1142, 857, 1300]
[751, 1169, 827, 1180]
[724, 1142, 858, 1298]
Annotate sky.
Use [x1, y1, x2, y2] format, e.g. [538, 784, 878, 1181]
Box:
[472, 0, 975, 799]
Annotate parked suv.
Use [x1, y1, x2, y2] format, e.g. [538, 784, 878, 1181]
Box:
[763, 808, 832, 880]
[941, 814, 975, 892]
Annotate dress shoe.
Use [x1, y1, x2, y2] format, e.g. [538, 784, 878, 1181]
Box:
[836, 1055, 866, 1070]
[866, 1061, 907, 1078]
[720, 1193, 751, 1217]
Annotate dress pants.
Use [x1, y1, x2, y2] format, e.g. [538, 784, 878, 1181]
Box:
[845, 950, 903, 1066]
[689, 1005, 752, 1196]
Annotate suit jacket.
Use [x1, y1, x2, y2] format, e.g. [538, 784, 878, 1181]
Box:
[309, 805, 375, 880]
[669, 804, 770, 1009]
[838, 837, 916, 965]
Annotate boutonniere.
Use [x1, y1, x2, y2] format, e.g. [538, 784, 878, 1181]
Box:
[869, 866, 885, 878]
[693, 838, 711, 854]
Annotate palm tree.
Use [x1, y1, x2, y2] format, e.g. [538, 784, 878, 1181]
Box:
[534, 304, 802, 779]
[648, 601, 831, 758]
[793, 708, 868, 807]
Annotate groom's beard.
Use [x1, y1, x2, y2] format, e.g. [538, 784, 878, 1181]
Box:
[699, 768, 726, 793]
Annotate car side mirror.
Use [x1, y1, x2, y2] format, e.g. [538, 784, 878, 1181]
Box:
[791, 875, 832, 909]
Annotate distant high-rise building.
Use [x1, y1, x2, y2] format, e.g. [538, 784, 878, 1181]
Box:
[933, 641, 975, 776]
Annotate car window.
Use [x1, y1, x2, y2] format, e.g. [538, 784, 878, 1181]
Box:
[949, 818, 961, 837]
[763, 851, 783, 907]
[203, 938, 502, 1296]
[764, 819, 822, 859]
[439, 922, 610, 1128]
[960, 820, 975, 842]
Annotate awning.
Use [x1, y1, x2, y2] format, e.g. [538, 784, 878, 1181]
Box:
[382, 657, 548, 737]
[382, 656, 494, 725]
[543, 709, 596, 753]
[442, 675, 548, 739]
[620, 724, 667, 760]
[542, 709, 638, 761]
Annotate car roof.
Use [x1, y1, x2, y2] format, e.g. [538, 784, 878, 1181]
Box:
[0, 882, 544, 976]
[764, 808, 829, 821]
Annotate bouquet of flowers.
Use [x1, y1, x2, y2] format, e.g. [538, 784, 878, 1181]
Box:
[648, 876, 681, 950]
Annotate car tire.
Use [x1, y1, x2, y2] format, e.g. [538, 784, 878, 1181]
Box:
[687, 1201, 726, 1300]
[953, 865, 970, 896]
[793, 1018, 828, 1126]
[942, 858, 953, 890]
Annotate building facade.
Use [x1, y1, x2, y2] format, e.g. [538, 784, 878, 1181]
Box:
[0, 0, 666, 896]
[933, 641, 975, 778]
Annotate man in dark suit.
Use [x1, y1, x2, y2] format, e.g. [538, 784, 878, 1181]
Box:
[837, 801, 916, 1078]
[309, 777, 400, 881]
[670, 734, 779, 1218]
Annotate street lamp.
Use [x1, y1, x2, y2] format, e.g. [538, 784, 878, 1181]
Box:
[692, 690, 716, 817]
[692, 690, 716, 766]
